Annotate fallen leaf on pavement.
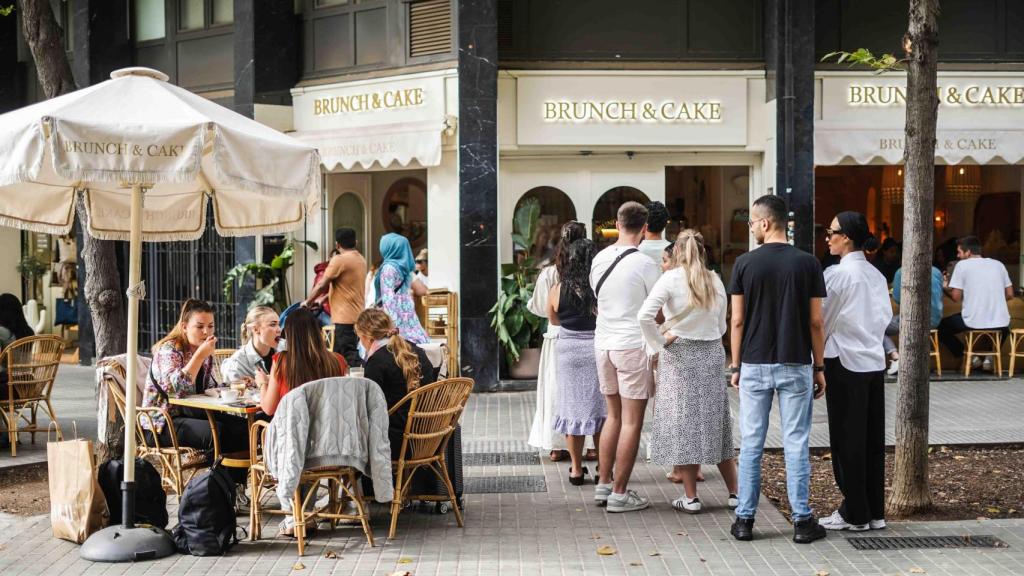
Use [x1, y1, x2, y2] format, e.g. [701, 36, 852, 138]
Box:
[575, 508, 583, 512]
[699, 558, 706, 562]
[675, 531, 687, 536]
[292, 562, 305, 571]
[629, 562, 643, 567]
[986, 507, 1000, 514]
[597, 545, 617, 556]
[388, 572, 413, 576]
[816, 571, 830, 576]
[909, 568, 926, 574]
[821, 452, 832, 461]
[398, 558, 414, 564]
[324, 550, 338, 559]
[649, 552, 661, 557]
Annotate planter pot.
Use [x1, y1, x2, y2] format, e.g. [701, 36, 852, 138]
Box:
[508, 347, 541, 379]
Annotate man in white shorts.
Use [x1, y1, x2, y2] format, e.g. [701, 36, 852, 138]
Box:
[591, 202, 660, 513]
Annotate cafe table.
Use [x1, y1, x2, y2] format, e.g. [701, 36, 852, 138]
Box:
[168, 394, 261, 469]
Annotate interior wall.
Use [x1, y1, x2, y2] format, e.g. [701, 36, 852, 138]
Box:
[369, 169, 429, 265]
[0, 228, 21, 297]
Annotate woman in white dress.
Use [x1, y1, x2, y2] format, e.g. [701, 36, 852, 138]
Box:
[527, 221, 595, 461]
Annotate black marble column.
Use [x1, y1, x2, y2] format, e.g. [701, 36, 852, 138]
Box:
[0, 9, 20, 113]
[233, 0, 300, 319]
[458, 0, 500, 391]
[765, 0, 816, 254]
[70, 0, 131, 87]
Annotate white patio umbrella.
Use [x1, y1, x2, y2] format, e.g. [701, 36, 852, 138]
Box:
[0, 67, 321, 561]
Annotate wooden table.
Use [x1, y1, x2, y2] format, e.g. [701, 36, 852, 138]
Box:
[168, 394, 260, 469]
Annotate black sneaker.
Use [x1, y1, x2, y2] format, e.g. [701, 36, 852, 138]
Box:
[793, 516, 827, 544]
[730, 517, 754, 541]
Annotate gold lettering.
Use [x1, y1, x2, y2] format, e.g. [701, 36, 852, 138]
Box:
[543, 101, 557, 120]
[964, 86, 980, 104]
[708, 102, 721, 120]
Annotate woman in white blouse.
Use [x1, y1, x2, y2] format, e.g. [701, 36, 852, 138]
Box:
[818, 211, 892, 532]
[638, 230, 738, 514]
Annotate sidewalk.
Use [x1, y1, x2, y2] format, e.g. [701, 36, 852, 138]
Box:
[1, 373, 1023, 575]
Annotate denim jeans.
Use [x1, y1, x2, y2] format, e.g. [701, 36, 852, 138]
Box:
[735, 363, 814, 522]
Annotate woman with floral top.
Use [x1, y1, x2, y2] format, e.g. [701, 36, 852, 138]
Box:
[373, 233, 430, 345]
[141, 299, 248, 476]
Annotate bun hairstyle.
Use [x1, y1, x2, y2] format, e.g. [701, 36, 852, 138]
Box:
[241, 306, 278, 344]
[836, 211, 875, 251]
[152, 298, 215, 353]
[673, 230, 717, 310]
[554, 221, 587, 279]
[356, 308, 423, 392]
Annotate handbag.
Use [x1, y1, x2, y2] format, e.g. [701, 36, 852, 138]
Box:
[47, 429, 109, 543]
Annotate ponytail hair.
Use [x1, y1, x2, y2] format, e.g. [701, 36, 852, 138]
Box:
[241, 306, 278, 344]
[673, 230, 716, 310]
[152, 298, 215, 353]
[355, 308, 423, 392]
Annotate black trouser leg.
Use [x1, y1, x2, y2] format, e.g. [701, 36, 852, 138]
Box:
[824, 359, 847, 498]
[825, 358, 878, 526]
[937, 313, 969, 359]
[333, 323, 361, 368]
[866, 372, 886, 522]
[148, 414, 250, 484]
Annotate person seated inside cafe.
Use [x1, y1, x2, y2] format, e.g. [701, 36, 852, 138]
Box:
[939, 235, 1014, 372]
[221, 305, 280, 384]
[355, 308, 437, 460]
[255, 306, 348, 416]
[141, 299, 249, 481]
[0, 292, 35, 393]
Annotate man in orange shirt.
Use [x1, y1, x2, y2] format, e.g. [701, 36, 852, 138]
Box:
[305, 228, 368, 366]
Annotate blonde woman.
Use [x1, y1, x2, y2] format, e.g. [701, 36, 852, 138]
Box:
[355, 308, 436, 460]
[221, 306, 281, 384]
[638, 230, 738, 514]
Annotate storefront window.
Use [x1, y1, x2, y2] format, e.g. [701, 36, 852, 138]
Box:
[134, 0, 166, 41]
[516, 186, 577, 266]
[212, 0, 234, 25]
[382, 177, 428, 253]
[333, 193, 366, 258]
[179, 0, 204, 30]
[592, 186, 649, 247]
[317, 0, 349, 6]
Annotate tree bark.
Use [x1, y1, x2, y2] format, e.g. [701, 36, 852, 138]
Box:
[17, 0, 75, 98]
[888, 0, 939, 517]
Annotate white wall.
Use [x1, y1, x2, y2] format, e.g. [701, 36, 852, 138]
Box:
[0, 227, 21, 296]
[427, 152, 460, 291]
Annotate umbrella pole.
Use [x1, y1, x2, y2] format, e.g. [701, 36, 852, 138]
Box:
[80, 184, 175, 562]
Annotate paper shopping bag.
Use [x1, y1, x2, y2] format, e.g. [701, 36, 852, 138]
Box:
[47, 437, 109, 543]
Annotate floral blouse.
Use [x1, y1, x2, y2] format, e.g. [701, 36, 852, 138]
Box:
[379, 263, 430, 345]
[141, 341, 217, 433]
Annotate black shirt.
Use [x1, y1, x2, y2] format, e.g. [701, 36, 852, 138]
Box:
[728, 243, 827, 365]
[363, 342, 437, 459]
[556, 284, 597, 332]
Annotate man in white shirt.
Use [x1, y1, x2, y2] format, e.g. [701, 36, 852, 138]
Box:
[938, 235, 1014, 371]
[637, 201, 672, 272]
[590, 202, 661, 513]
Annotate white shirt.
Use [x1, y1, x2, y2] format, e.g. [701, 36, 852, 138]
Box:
[823, 251, 893, 372]
[528, 265, 560, 337]
[949, 257, 1012, 329]
[637, 238, 671, 273]
[637, 267, 727, 352]
[590, 245, 660, 351]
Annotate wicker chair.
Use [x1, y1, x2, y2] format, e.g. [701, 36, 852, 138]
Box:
[248, 420, 374, 554]
[1, 335, 65, 456]
[321, 325, 335, 351]
[388, 377, 473, 539]
[211, 348, 237, 385]
[101, 360, 208, 495]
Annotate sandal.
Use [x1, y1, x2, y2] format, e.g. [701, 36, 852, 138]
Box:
[550, 450, 569, 462]
[568, 466, 589, 486]
[584, 448, 598, 461]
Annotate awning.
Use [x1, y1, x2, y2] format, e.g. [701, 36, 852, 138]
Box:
[291, 119, 444, 171]
[815, 128, 1024, 166]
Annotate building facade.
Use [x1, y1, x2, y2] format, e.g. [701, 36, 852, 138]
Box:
[3, 0, 1022, 388]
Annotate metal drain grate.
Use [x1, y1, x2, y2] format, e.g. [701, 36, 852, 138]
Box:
[465, 452, 540, 466]
[464, 475, 547, 494]
[849, 535, 1007, 551]
[464, 439, 533, 454]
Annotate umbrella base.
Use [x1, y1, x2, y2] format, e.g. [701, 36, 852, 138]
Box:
[80, 525, 176, 563]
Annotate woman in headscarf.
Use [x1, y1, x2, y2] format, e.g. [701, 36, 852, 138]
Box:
[374, 233, 430, 345]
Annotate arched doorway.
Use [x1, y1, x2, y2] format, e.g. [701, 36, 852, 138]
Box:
[592, 186, 649, 246]
[332, 192, 366, 257]
[382, 177, 428, 253]
[515, 186, 577, 265]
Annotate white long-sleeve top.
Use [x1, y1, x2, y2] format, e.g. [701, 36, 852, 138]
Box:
[528, 266, 560, 337]
[823, 251, 893, 372]
[637, 266, 727, 353]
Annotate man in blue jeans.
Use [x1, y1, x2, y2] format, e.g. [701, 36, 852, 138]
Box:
[727, 194, 828, 544]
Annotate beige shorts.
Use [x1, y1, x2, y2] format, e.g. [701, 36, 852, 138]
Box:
[596, 348, 655, 400]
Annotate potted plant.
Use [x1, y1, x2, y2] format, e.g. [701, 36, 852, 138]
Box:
[223, 239, 318, 312]
[16, 255, 49, 303]
[488, 198, 547, 379]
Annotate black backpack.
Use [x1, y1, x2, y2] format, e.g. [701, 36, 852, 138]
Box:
[97, 458, 169, 529]
[172, 462, 238, 556]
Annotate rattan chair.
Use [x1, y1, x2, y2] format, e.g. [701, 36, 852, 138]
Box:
[388, 377, 473, 539]
[248, 420, 374, 554]
[1, 335, 65, 456]
[321, 325, 335, 351]
[101, 360, 208, 495]
[211, 348, 237, 385]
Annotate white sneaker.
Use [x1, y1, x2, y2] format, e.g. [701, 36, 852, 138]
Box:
[727, 493, 739, 509]
[869, 518, 887, 530]
[818, 510, 869, 531]
[887, 358, 899, 375]
[594, 483, 613, 507]
[671, 496, 701, 514]
[606, 489, 650, 513]
[982, 357, 994, 372]
[971, 356, 983, 369]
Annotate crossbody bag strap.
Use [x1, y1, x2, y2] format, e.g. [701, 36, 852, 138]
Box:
[595, 248, 639, 297]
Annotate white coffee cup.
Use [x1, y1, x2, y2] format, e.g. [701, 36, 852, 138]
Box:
[219, 388, 239, 403]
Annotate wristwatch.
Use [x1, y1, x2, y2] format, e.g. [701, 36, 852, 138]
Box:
[728, 366, 740, 374]
[813, 365, 826, 372]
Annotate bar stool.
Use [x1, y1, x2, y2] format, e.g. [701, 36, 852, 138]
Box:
[1008, 329, 1024, 377]
[963, 330, 1003, 377]
[929, 329, 941, 376]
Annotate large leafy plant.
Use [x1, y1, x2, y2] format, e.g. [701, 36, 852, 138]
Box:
[223, 239, 317, 312]
[488, 198, 547, 367]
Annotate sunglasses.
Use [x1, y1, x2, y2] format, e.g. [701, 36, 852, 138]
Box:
[824, 228, 846, 239]
[415, 259, 427, 264]
[747, 217, 768, 228]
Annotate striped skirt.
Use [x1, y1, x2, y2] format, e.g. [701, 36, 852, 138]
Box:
[552, 328, 606, 436]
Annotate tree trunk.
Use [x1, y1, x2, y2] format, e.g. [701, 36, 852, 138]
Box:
[888, 0, 939, 517]
[17, 0, 75, 98]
